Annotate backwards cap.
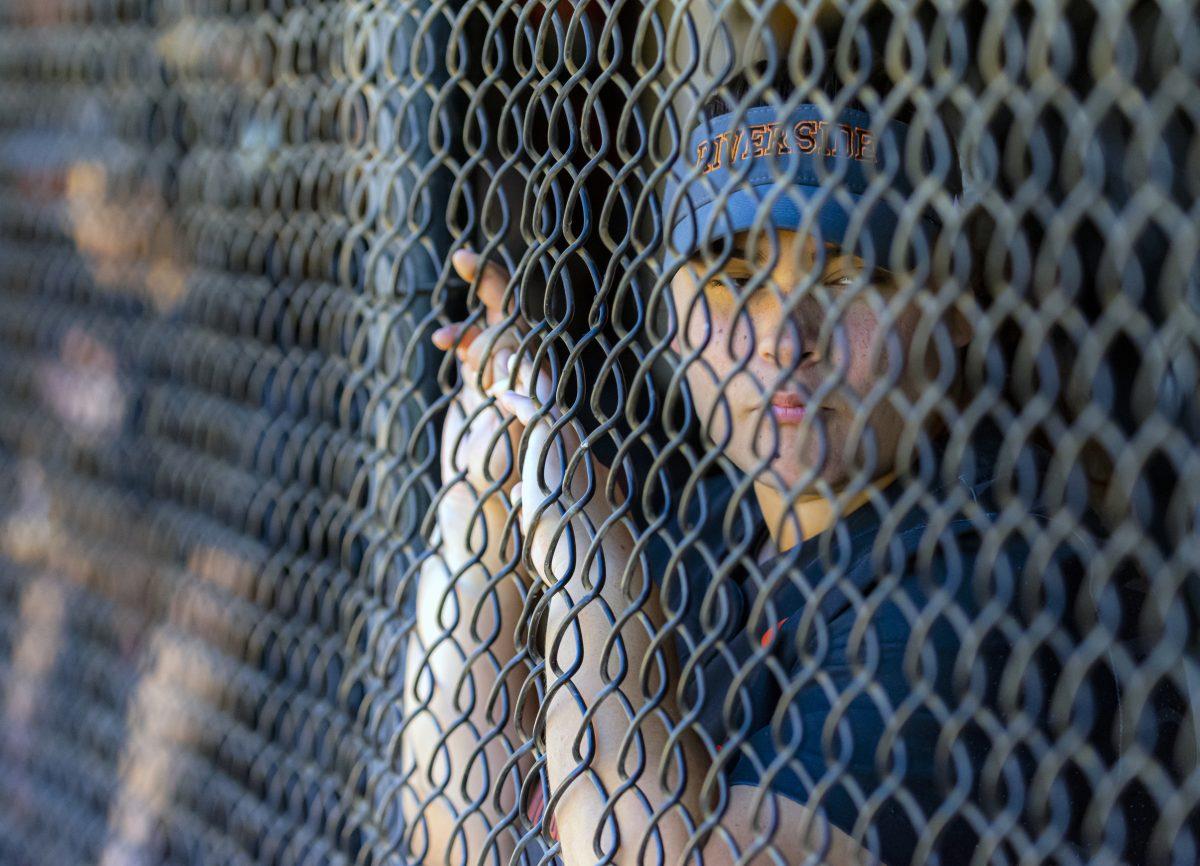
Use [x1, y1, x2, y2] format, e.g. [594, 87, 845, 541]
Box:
[666, 104, 950, 267]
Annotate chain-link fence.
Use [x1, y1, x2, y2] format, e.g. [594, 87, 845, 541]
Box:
[0, 1, 1197, 865]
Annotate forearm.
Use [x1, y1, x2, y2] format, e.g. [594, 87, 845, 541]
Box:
[544, 598, 705, 865]
[533, 504, 707, 866]
[403, 490, 529, 865]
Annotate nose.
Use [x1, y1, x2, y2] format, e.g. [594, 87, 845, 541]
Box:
[759, 314, 818, 369]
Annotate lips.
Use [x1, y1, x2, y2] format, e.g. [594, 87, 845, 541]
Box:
[770, 392, 807, 423]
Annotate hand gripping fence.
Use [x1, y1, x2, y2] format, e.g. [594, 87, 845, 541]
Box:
[0, 1, 1197, 865]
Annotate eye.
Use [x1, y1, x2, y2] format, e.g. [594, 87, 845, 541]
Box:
[705, 274, 751, 294]
[823, 270, 858, 287]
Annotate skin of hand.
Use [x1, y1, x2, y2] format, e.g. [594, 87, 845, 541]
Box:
[400, 249, 539, 866]
[431, 251, 530, 507]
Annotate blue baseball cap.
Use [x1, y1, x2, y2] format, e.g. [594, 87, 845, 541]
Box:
[666, 104, 948, 267]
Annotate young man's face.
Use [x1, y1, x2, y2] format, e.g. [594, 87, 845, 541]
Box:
[671, 229, 945, 492]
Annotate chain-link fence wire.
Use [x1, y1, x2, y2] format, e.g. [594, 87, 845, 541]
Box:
[0, 0, 1197, 865]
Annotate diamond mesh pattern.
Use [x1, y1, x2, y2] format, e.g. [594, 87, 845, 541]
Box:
[0, 1, 1197, 865]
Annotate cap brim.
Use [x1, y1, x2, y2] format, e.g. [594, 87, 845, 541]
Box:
[668, 181, 902, 267]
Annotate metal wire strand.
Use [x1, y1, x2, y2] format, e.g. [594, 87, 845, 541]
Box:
[0, 1, 1197, 865]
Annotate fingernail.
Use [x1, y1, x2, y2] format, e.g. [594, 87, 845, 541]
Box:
[452, 248, 477, 275]
[499, 390, 535, 425]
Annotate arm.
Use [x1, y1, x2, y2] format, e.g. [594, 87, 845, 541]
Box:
[402, 488, 528, 866]
[401, 254, 534, 866]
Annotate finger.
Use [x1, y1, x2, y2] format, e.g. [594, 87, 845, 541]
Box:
[499, 391, 577, 584]
[452, 324, 484, 364]
[487, 348, 515, 395]
[497, 391, 562, 499]
[432, 321, 475, 351]
[452, 248, 514, 325]
[497, 390, 550, 518]
[463, 325, 522, 392]
[450, 247, 479, 282]
[496, 390, 537, 428]
[506, 385, 593, 506]
[514, 356, 554, 405]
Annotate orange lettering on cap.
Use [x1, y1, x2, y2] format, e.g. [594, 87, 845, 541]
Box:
[795, 120, 819, 154]
[749, 123, 773, 158]
[858, 129, 875, 162]
[710, 132, 730, 172]
[694, 120, 879, 171]
[829, 122, 853, 157]
[731, 131, 750, 163]
[773, 122, 792, 156]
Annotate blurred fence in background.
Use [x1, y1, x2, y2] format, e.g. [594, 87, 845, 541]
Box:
[0, 1, 1197, 865]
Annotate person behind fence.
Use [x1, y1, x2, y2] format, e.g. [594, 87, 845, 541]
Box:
[403, 72, 1089, 866]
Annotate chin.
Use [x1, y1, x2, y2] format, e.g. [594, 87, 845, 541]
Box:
[776, 459, 850, 491]
[738, 432, 848, 491]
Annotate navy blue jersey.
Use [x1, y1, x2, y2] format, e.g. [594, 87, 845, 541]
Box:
[647, 427, 1096, 864]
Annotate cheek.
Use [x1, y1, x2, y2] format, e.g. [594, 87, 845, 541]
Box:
[682, 357, 732, 434]
[683, 365, 715, 417]
[686, 313, 713, 352]
[683, 351, 760, 455]
[686, 299, 733, 349]
[681, 313, 737, 388]
[830, 305, 920, 394]
[827, 308, 880, 392]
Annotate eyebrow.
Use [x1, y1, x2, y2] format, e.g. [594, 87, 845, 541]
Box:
[727, 243, 771, 268]
[726, 240, 846, 270]
[821, 252, 861, 271]
[719, 241, 894, 283]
